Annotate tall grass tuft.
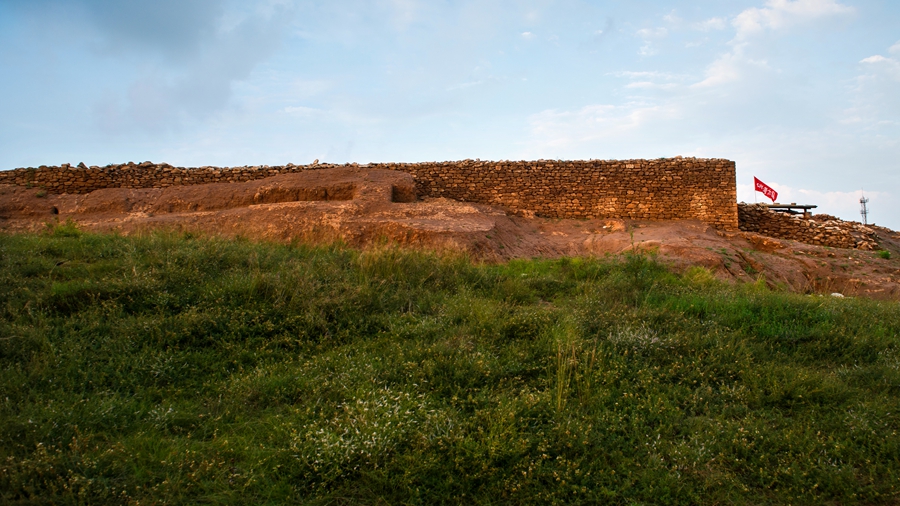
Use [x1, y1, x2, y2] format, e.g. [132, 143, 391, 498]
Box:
[553, 320, 579, 413]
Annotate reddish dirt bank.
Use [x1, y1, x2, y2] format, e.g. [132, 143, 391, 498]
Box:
[2, 168, 899, 299]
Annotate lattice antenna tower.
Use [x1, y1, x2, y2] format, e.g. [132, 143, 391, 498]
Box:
[860, 190, 869, 225]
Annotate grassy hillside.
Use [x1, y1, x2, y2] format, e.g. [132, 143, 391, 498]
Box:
[2, 225, 899, 504]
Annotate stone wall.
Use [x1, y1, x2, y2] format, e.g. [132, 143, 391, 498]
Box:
[738, 204, 880, 250]
[0, 157, 738, 230]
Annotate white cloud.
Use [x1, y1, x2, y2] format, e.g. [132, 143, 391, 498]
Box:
[891, 41, 900, 55]
[625, 81, 677, 90]
[732, 0, 853, 40]
[610, 70, 685, 90]
[694, 0, 852, 88]
[526, 102, 680, 150]
[636, 27, 668, 56]
[636, 27, 668, 38]
[693, 17, 727, 31]
[610, 71, 682, 80]
[858, 54, 900, 82]
[861, 55, 890, 64]
[693, 50, 744, 87]
[663, 12, 682, 25]
[662, 12, 725, 32]
[846, 46, 900, 128]
[521, 31, 535, 40]
[859, 52, 900, 77]
[794, 188, 883, 212]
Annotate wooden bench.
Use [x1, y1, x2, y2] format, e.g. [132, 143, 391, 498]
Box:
[763, 203, 817, 218]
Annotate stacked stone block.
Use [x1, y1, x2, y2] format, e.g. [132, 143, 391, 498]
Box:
[0, 158, 739, 230]
[738, 204, 880, 250]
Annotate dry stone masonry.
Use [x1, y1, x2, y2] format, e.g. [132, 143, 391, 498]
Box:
[738, 203, 881, 250]
[387, 158, 738, 230]
[0, 158, 739, 230]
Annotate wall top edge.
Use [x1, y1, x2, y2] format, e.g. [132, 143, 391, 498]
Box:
[2, 157, 736, 172]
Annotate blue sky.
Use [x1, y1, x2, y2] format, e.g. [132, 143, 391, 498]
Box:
[1, 0, 898, 228]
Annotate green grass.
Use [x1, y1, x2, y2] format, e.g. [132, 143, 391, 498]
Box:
[2, 227, 900, 504]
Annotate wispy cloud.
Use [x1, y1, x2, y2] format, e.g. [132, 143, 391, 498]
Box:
[636, 28, 669, 38]
[610, 70, 686, 90]
[610, 71, 683, 80]
[732, 0, 853, 40]
[693, 17, 727, 31]
[636, 27, 668, 56]
[625, 81, 678, 90]
[527, 102, 680, 150]
[693, 51, 745, 88]
[662, 11, 682, 24]
[844, 45, 900, 128]
[694, 0, 853, 88]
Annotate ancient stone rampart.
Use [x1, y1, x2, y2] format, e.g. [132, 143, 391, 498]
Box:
[738, 203, 880, 250]
[0, 158, 738, 229]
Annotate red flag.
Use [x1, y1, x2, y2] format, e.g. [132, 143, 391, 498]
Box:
[754, 177, 778, 203]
